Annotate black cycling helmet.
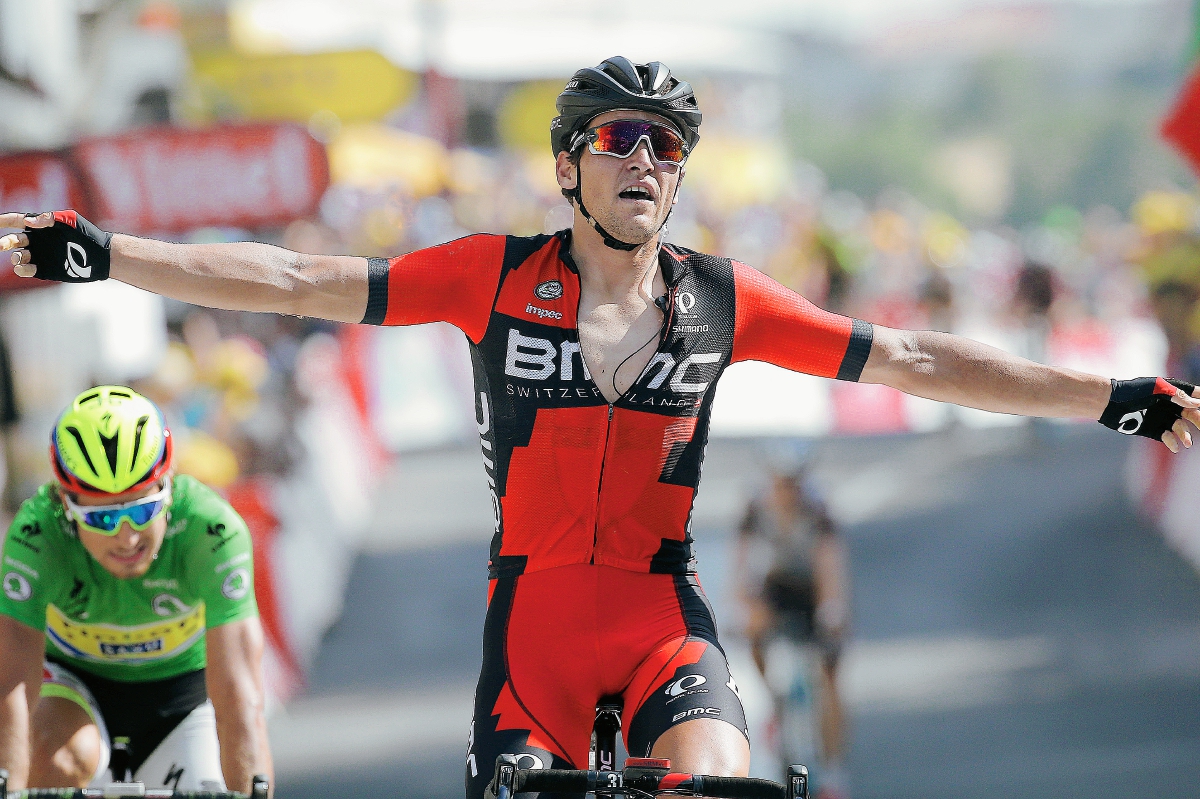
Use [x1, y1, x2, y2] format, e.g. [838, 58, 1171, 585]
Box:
[551, 56, 702, 157]
[551, 57, 702, 251]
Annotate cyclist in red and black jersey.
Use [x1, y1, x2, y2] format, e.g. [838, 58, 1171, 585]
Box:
[3, 56, 1199, 799]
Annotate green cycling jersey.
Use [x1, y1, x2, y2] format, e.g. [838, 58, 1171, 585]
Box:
[0, 474, 258, 682]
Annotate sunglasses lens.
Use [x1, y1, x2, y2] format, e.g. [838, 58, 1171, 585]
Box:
[648, 126, 686, 163]
[592, 121, 645, 157]
[78, 497, 167, 534]
[81, 508, 122, 533]
[590, 121, 687, 164]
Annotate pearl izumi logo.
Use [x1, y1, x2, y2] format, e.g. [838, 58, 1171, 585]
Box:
[65, 241, 91, 280]
[676, 290, 696, 315]
[535, 280, 563, 300]
[665, 674, 707, 696]
[152, 593, 190, 617]
[1118, 410, 1145, 434]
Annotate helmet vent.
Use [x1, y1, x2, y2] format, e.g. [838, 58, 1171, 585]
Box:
[78, 392, 100, 405]
[65, 426, 98, 477]
[110, 390, 132, 399]
[131, 416, 148, 468]
[99, 431, 120, 476]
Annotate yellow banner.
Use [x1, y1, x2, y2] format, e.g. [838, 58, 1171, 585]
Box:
[190, 50, 418, 124]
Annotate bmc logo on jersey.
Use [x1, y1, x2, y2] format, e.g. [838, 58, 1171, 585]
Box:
[504, 328, 721, 393]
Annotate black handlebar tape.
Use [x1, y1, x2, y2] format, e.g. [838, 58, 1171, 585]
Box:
[692, 775, 786, 799]
[515, 769, 594, 792]
[513, 769, 785, 799]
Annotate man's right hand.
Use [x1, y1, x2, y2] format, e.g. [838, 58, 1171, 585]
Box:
[0, 211, 112, 283]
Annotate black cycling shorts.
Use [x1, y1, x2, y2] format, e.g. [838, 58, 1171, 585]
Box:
[46, 657, 208, 775]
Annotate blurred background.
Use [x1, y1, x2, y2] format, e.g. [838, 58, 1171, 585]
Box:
[2, 0, 1200, 796]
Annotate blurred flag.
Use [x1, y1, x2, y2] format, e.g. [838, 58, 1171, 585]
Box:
[1162, 3, 1200, 175]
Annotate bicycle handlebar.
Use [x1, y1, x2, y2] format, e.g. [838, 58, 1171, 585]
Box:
[486, 757, 807, 799]
[0, 770, 269, 799]
[515, 769, 785, 797]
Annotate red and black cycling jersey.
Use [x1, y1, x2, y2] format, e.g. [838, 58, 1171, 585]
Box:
[363, 230, 872, 579]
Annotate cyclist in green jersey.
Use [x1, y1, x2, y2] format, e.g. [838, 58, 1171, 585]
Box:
[0, 386, 273, 793]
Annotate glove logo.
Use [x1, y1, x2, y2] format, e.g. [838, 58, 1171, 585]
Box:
[65, 242, 90, 280]
[1118, 410, 1145, 435]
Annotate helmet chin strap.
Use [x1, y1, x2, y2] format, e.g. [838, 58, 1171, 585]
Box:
[570, 163, 680, 252]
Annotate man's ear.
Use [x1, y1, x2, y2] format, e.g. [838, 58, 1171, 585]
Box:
[556, 151, 578, 191]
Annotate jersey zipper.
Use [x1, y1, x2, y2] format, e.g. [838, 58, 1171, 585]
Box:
[591, 402, 615, 564]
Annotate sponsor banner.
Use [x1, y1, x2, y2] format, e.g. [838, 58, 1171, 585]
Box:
[190, 50, 418, 124]
[0, 153, 87, 293]
[73, 124, 330, 234]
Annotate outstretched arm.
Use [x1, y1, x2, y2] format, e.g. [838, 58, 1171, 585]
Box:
[0, 212, 368, 323]
[860, 326, 1200, 451]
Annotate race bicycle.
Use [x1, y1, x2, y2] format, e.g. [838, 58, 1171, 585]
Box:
[0, 770, 269, 799]
[484, 698, 809, 798]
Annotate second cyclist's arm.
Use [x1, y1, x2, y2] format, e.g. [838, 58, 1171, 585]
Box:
[205, 617, 273, 795]
[860, 326, 1110, 419]
[110, 235, 368, 323]
[0, 615, 46, 791]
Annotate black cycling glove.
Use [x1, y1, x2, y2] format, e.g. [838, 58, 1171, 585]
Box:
[1098, 377, 1196, 439]
[21, 211, 112, 283]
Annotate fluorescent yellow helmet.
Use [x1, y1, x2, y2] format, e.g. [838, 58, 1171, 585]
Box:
[51, 386, 173, 496]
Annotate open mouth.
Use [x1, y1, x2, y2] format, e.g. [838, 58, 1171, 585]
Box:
[108, 545, 146, 565]
[618, 186, 654, 201]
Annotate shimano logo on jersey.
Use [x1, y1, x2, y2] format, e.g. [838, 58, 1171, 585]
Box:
[1118, 410, 1145, 434]
[65, 242, 90, 280]
[671, 707, 722, 723]
[535, 280, 564, 300]
[4, 556, 38, 579]
[665, 674, 707, 697]
[525, 303, 563, 320]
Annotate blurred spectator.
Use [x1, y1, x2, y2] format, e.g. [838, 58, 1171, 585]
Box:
[735, 441, 849, 799]
[1010, 261, 1057, 363]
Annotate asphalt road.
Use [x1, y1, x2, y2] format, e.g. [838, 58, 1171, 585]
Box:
[273, 424, 1200, 799]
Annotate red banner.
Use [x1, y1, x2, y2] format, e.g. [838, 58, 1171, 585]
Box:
[73, 124, 330, 234]
[1162, 63, 1200, 177]
[0, 153, 87, 292]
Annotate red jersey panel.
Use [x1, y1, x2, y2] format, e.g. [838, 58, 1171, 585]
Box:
[366, 231, 872, 577]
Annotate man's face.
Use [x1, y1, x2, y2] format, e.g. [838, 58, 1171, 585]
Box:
[62, 480, 170, 579]
[556, 109, 685, 247]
